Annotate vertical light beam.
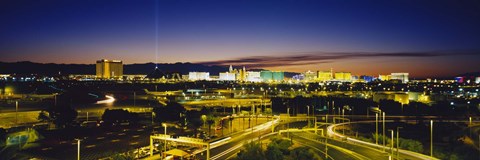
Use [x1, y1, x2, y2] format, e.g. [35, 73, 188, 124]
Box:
[154, 0, 159, 69]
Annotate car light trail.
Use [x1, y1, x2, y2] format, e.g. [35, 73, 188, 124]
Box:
[96, 95, 115, 104]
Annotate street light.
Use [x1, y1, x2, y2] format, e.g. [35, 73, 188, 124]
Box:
[306, 105, 310, 116]
[383, 112, 386, 151]
[342, 108, 345, 135]
[397, 127, 403, 159]
[375, 113, 378, 145]
[306, 105, 310, 127]
[470, 116, 472, 126]
[15, 101, 18, 125]
[287, 107, 290, 138]
[151, 112, 155, 125]
[163, 123, 167, 158]
[53, 93, 58, 106]
[389, 130, 394, 156]
[430, 120, 433, 157]
[75, 139, 81, 160]
[325, 114, 328, 159]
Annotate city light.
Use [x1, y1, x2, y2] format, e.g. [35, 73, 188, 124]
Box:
[1, 1, 479, 160]
[96, 95, 115, 104]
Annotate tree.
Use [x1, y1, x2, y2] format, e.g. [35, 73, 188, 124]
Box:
[399, 138, 423, 153]
[185, 110, 203, 137]
[37, 111, 53, 129]
[153, 102, 186, 123]
[269, 137, 292, 155]
[0, 128, 6, 147]
[265, 145, 283, 160]
[288, 147, 317, 160]
[110, 152, 135, 160]
[102, 109, 139, 125]
[43, 105, 78, 128]
[235, 141, 265, 160]
[206, 116, 215, 136]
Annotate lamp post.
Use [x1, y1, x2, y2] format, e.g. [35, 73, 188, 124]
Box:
[54, 93, 57, 106]
[383, 112, 386, 151]
[151, 112, 155, 125]
[287, 108, 290, 138]
[201, 115, 207, 128]
[76, 139, 81, 160]
[325, 114, 328, 159]
[15, 101, 18, 125]
[375, 113, 378, 145]
[163, 123, 167, 158]
[307, 105, 310, 127]
[332, 100, 335, 116]
[307, 105, 310, 116]
[470, 116, 473, 126]
[397, 127, 402, 159]
[133, 91, 136, 107]
[342, 108, 345, 135]
[390, 130, 394, 156]
[430, 120, 433, 157]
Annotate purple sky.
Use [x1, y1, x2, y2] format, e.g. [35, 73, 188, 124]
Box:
[1, 0, 480, 77]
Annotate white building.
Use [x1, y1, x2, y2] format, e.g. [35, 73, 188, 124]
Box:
[219, 72, 236, 81]
[390, 73, 409, 83]
[246, 71, 262, 82]
[188, 72, 210, 81]
[304, 70, 317, 82]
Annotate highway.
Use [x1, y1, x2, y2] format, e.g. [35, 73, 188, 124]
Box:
[196, 118, 389, 160]
[291, 132, 389, 160]
[328, 120, 440, 160]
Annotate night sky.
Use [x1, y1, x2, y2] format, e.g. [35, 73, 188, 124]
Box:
[1, 0, 480, 78]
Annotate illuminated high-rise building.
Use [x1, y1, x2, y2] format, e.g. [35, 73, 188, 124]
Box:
[317, 71, 333, 81]
[235, 66, 247, 81]
[391, 73, 409, 83]
[360, 75, 374, 83]
[334, 72, 352, 82]
[219, 72, 236, 81]
[96, 59, 123, 79]
[246, 71, 261, 82]
[188, 72, 210, 81]
[304, 70, 317, 81]
[260, 71, 284, 82]
[378, 74, 391, 81]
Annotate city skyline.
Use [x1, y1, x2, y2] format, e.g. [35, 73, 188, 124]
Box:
[1, 0, 480, 77]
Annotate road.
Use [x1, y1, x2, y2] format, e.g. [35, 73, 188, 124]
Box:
[328, 120, 439, 160]
[292, 132, 390, 160]
[200, 119, 387, 160]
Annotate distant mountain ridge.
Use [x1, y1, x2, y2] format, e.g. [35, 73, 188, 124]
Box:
[457, 72, 480, 78]
[0, 61, 228, 76]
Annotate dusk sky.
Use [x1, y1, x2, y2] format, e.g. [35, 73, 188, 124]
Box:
[1, 0, 480, 78]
